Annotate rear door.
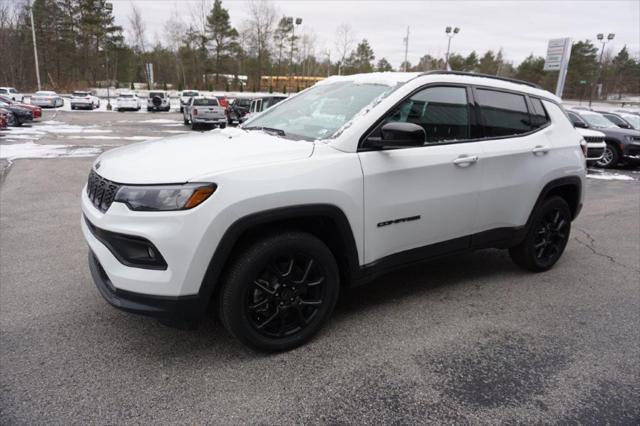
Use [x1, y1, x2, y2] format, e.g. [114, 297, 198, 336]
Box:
[474, 88, 552, 232]
[358, 85, 483, 264]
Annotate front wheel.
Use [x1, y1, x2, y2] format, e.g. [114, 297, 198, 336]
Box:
[596, 143, 620, 168]
[509, 196, 571, 272]
[219, 232, 340, 352]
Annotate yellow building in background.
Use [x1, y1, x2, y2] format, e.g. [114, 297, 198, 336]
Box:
[261, 76, 325, 93]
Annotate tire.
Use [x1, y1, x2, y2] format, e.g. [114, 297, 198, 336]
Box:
[509, 196, 572, 272]
[71, 105, 75, 110]
[218, 231, 340, 352]
[596, 143, 620, 168]
[180, 107, 184, 113]
[191, 121, 199, 130]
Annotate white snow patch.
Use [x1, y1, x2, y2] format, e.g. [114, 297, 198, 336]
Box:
[0, 142, 102, 162]
[161, 123, 185, 127]
[162, 130, 190, 134]
[317, 72, 420, 87]
[587, 172, 635, 181]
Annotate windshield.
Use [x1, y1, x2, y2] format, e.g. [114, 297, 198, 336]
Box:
[620, 114, 640, 128]
[581, 113, 617, 128]
[9, 89, 17, 93]
[120, 94, 134, 98]
[234, 98, 251, 107]
[193, 98, 218, 106]
[182, 91, 198, 97]
[73, 91, 89, 97]
[150, 92, 165, 98]
[243, 81, 396, 140]
[35, 91, 54, 96]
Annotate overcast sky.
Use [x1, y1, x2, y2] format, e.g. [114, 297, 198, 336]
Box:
[110, 0, 640, 67]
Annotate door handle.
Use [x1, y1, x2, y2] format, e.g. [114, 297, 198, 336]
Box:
[532, 145, 551, 155]
[453, 155, 479, 167]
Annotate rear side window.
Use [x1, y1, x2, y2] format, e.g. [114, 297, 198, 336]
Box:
[529, 98, 550, 129]
[383, 86, 470, 144]
[193, 98, 219, 106]
[476, 89, 531, 137]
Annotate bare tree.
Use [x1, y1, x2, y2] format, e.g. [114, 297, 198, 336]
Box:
[334, 23, 355, 75]
[245, 0, 277, 82]
[164, 9, 188, 88]
[128, 3, 149, 87]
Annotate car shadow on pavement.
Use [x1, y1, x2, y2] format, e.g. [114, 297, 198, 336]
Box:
[95, 248, 523, 358]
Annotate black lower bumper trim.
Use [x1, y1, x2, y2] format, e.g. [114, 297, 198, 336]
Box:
[88, 251, 206, 321]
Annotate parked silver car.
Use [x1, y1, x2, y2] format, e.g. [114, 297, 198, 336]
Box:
[31, 91, 64, 108]
[182, 96, 226, 130]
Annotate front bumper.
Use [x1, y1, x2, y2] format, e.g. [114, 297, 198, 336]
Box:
[88, 251, 204, 320]
[622, 142, 640, 163]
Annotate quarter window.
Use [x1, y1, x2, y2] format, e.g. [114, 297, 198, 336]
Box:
[529, 98, 550, 129]
[476, 89, 531, 137]
[383, 86, 470, 144]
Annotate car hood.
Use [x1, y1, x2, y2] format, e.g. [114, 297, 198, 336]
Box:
[595, 126, 640, 138]
[93, 127, 314, 184]
[576, 128, 605, 137]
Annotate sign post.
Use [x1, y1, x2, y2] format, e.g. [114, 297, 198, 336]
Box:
[543, 38, 572, 98]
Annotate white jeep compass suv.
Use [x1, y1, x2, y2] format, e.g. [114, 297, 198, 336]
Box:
[81, 71, 586, 351]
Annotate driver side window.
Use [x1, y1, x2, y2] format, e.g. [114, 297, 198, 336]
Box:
[381, 86, 470, 144]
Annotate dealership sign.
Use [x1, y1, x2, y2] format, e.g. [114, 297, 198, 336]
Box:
[544, 38, 572, 98]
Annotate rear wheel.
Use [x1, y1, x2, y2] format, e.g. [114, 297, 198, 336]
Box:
[596, 143, 620, 168]
[509, 196, 571, 272]
[219, 232, 340, 352]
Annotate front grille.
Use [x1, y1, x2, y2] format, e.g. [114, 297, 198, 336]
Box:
[87, 170, 120, 213]
[587, 147, 605, 159]
[584, 136, 604, 143]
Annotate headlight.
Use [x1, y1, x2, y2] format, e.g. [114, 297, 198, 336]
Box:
[114, 183, 216, 211]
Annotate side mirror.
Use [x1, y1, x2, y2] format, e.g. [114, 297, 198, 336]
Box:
[573, 121, 588, 129]
[367, 122, 425, 148]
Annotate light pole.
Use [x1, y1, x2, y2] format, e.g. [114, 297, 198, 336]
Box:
[105, 2, 114, 110]
[589, 32, 614, 107]
[444, 26, 460, 70]
[29, 0, 41, 91]
[287, 17, 302, 81]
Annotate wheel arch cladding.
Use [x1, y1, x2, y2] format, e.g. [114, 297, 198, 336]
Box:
[197, 204, 360, 310]
[532, 177, 582, 223]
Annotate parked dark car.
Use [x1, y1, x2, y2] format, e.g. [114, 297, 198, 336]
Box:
[0, 100, 33, 126]
[226, 97, 252, 124]
[567, 109, 640, 168]
[240, 95, 287, 123]
[0, 95, 42, 120]
[595, 111, 634, 129]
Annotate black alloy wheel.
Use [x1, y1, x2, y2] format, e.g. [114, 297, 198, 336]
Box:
[245, 254, 327, 338]
[509, 196, 572, 272]
[219, 232, 339, 352]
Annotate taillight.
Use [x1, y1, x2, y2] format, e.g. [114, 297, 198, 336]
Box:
[580, 139, 588, 157]
[193, 108, 198, 116]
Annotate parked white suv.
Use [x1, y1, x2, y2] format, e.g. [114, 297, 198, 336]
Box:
[82, 72, 586, 351]
[70, 91, 100, 110]
[147, 91, 171, 112]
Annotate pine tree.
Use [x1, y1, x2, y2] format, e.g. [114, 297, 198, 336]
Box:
[206, 0, 238, 87]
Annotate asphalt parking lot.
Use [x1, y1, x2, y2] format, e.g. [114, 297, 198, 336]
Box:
[1, 110, 639, 424]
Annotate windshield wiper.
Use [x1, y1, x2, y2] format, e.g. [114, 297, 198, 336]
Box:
[243, 126, 286, 136]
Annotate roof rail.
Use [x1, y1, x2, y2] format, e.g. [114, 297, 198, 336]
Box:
[419, 70, 541, 89]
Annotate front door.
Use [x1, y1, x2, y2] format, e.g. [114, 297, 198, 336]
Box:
[358, 85, 483, 264]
